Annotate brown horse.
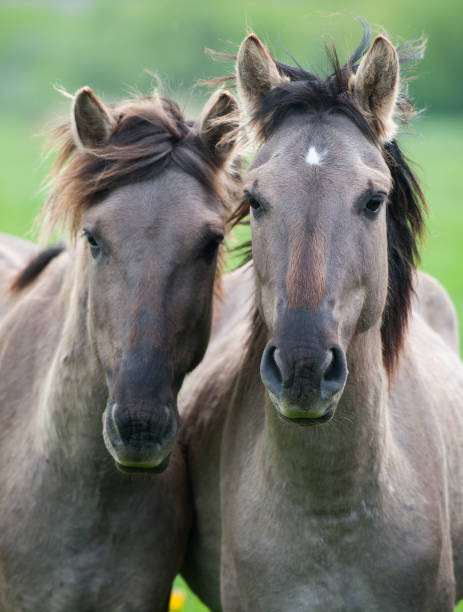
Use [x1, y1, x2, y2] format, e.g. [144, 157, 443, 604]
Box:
[180, 30, 463, 610]
[0, 85, 239, 610]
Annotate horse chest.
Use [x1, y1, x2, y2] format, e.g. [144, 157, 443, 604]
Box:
[0, 464, 186, 612]
[2, 507, 172, 612]
[222, 469, 454, 611]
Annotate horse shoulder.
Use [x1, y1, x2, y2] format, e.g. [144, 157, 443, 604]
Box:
[396, 310, 463, 425]
[390, 311, 463, 469]
[390, 312, 463, 588]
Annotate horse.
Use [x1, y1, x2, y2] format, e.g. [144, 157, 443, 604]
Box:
[0, 84, 240, 610]
[179, 28, 463, 610]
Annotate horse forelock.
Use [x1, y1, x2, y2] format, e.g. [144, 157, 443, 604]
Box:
[40, 94, 240, 241]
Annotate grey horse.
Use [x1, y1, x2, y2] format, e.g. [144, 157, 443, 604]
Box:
[0, 85, 239, 611]
[180, 31, 463, 611]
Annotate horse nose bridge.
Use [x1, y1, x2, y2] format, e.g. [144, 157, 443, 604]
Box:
[274, 306, 340, 352]
[126, 299, 170, 353]
[122, 266, 174, 348]
[110, 344, 175, 408]
[285, 223, 328, 311]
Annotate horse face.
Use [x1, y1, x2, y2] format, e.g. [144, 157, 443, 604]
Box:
[235, 32, 401, 424]
[68, 87, 237, 472]
[244, 113, 391, 423]
[82, 171, 225, 471]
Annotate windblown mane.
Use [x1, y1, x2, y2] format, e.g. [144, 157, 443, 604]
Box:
[230, 25, 427, 378]
[11, 92, 240, 293]
[42, 93, 238, 237]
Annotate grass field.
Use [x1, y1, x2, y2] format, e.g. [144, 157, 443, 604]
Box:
[402, 116, 463, 348]
[1, 114, 462, 611]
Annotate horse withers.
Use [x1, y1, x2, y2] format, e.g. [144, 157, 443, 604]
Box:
[180, 28, 463, 611]
[0, 85, 239, 610]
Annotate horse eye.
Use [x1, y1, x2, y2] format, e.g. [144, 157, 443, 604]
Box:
[83, 231, 101, 258]
[365, 196, 384, 215]
[200, 235, 223, 264]
[245, 191, 261, 211]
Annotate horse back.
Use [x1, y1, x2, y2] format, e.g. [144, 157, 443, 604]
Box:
[413, 270, 460, 353]
[0, 233, 38, 319]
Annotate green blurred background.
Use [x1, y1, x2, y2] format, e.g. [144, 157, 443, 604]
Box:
[1, 1, 462, 610]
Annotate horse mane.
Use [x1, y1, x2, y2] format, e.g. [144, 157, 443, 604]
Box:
[9, 246, 64, 293]
[11, 90, 241, 294]
[41, 92, 239, 238]
[229, 24, 427, 378]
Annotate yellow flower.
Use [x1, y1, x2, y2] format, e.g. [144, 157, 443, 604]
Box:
[169, 587, 187, 611]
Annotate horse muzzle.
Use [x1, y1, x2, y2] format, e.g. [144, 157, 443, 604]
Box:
[260, 342, 348, 424]
[102, 400, 178, 473]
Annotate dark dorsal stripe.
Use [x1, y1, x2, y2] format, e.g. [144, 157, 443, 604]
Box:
[10, 246, 65, 293]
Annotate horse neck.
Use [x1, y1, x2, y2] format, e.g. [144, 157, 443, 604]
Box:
[34, 245, 109, 475]
[254, 320, 389, 512]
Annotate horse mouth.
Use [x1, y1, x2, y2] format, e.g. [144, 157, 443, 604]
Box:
[268, 391, 336, 425]
[114, 453, 171, 474]
[277, 409, 335, 426]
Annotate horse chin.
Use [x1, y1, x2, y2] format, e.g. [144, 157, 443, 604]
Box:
[268, 391, 337, 426]
[103, 438, 174, 475]
[277, 409, 335, 426]
[114, 454, 171, 475]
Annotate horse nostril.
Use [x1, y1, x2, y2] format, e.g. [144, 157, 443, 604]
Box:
[261, 344, 285, 397]
[320, 346, 348, 399]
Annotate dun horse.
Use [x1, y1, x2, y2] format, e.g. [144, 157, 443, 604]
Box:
[180, 29, 463, 610]
[0, 85, 239, 610]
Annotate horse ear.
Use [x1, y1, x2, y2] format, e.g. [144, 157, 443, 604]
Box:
[236, 33, 285, 118]
[352, 35, 400, 142]
[199, 90, 239, 165]
[72, 87, 115, 148]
